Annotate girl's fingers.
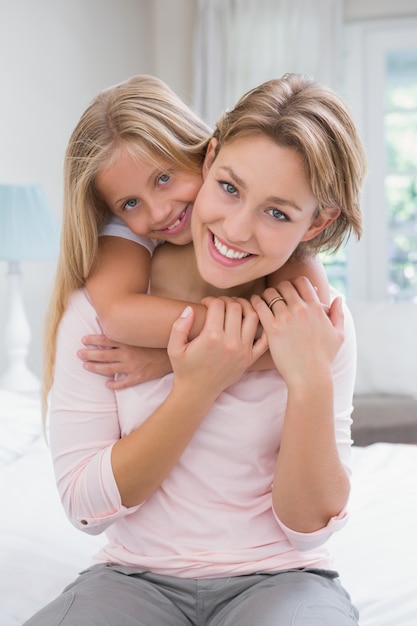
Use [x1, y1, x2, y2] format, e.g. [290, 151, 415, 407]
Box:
[81, 333, 118, 348]
[78, 348, 119, 363]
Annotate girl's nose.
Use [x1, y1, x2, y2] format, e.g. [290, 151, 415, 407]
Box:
[147, 199, 172, 224]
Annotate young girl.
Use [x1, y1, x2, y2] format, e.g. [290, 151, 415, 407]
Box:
[53, 74, 331, 392]
[31, 73, 366, 625]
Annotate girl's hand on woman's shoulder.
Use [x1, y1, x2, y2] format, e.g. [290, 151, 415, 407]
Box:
[251, 277, 344, 388]
[168, 297, 268, 399]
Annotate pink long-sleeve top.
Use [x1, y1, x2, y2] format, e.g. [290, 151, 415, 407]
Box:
[49, 288, 356, 578]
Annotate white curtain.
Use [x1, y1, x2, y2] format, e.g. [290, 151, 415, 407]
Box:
[193, 0, 344, 126]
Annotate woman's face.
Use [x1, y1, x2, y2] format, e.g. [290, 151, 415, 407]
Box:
[191, 135, 338, 289]
[95, 149, 202, 245]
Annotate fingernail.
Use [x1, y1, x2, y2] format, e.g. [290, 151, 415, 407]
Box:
[181, 306, 192, 318]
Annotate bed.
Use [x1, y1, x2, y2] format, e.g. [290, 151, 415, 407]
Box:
[1, 389, 416, 625]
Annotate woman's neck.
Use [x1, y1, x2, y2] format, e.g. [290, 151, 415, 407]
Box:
[150, 242, 266, 302]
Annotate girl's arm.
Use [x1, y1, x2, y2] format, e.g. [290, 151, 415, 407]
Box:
[251, 277, 350, 533]
[83, 247, 331, 381]
[86, 236, 208, 347]
[88, 239, 328, 350]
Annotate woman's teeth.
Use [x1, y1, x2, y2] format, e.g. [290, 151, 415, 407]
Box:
[213, 235, 250, 260]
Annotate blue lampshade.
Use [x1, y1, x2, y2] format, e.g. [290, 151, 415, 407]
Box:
[0, 183, 59, 261]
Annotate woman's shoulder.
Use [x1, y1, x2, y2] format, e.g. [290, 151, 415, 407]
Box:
[63, 288, 98, 322]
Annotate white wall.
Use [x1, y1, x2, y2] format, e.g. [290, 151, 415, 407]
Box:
[345, 0, 417, 20]
[0, 0, 153, 380]
[151, 0, 196, 103]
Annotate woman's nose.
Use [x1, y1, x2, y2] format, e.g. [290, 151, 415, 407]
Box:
[222, 207, 253, 243]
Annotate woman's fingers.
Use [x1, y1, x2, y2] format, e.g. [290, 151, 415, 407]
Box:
[167, 305, 195, 360]
[168, 297, 266, 388]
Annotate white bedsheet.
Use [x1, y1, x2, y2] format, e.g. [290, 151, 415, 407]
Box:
[329, 442, 417, 626]
[0, 407, 416, 624]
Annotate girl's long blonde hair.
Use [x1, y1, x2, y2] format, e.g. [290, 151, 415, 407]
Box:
[43, 75, 210, 418]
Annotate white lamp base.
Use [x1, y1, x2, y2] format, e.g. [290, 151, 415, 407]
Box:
[0, 261, 40, 393]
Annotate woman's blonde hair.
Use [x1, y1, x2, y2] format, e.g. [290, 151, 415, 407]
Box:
[213, 73, 367, 257]
[43, 75, 211, 416]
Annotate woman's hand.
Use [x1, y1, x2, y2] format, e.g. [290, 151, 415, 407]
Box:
[251, 276, 344, 388]
[77, 334, 172, 390]
[252, 277, 349, 533]
[168, 296, 268, 399]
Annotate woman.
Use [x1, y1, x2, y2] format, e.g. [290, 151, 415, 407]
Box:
[27, 74, 366, 625]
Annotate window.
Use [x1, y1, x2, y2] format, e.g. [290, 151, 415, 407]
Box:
[341, 18, 417, 302]
[385, 50, 417, 300]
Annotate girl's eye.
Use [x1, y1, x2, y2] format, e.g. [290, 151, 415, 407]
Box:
[158, 173, 170, 185]
[220, 181, 238, 196]
[123, 198, 138, 211]
[267, 208, 289, 221]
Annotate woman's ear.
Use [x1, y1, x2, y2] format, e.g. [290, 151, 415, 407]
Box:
[301, 206, 341, 242]
[202, 138, 218, 180]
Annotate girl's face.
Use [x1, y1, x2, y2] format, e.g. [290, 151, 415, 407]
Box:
[191, 135, 339, 289]
[95, 149, 202, 245]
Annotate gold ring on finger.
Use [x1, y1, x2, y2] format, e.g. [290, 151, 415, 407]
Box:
[268, 295, 286, 311]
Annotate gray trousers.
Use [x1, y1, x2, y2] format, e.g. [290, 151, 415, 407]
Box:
[24, 564, 359, 625]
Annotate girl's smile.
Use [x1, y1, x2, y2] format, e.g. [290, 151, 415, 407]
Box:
[95, 149, 202, 245]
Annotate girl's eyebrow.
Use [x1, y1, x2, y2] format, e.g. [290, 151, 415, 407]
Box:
[114, 167, 162, 205]
[219, 165, 302, 212]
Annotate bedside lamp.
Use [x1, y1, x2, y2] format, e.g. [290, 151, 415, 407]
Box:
[0, 184, 59, 392]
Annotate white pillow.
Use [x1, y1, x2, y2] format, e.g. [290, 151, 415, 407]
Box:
[349, 301, 417, 398]
[0, 390, 42, 467]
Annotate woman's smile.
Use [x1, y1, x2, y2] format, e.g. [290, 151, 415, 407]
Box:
[210, 231, 253, 263]
[191, 135, 321, 289]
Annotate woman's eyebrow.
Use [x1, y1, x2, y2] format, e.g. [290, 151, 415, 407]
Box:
[266, 196, 303, 212]
[219, 165, 302, 212]
[218, 165, 247, 190]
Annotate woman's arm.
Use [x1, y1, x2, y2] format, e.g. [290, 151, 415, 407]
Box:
[251, 277, 350, 534]
[51, 291, 267, 529]
[111, 298, 267, 507]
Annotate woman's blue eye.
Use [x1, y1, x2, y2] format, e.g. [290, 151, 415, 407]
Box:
[158, 173, 170, 185]
[221, 181, 237, 195]
[123, 198, 138, 211]
[268, 208, 289, 221]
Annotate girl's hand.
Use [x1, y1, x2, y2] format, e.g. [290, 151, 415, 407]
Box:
[77, 334, 172, 390]
[251, 277, 344, 388]
[168, 297, 268, 399]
